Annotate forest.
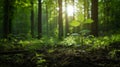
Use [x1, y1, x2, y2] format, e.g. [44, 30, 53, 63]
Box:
[0, 0, 120, 67]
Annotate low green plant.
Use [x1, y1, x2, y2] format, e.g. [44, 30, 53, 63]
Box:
[60, 36, 76, 46]
[60, 33, 120, 50]
[18, 36, 59, 50]
[108, 49, 120, 59]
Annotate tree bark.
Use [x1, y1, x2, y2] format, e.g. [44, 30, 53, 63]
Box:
[72, 0, 75, 20]
[31, 0, 34, 38]
[3, 0, 14, 38]
[58, 0, 63, 39]
[91, 0, 98, 36]
[65, 0, 69, 36]
[46, 4, 49, 36]
[38, 0, 42, 38]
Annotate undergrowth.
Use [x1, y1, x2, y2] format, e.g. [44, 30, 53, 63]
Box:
[0, 34, 120, 67]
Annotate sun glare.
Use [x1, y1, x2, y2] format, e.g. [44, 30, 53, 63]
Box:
[57, 3, 77, 16]
[67, 5, 74, 16]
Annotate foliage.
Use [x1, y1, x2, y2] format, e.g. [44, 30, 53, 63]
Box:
[60, 36, 76, 46]
[18, 36, 59, 50]
[70, 20, 80, 27]
[0, 38, 23, 51]
[84, 19, 94, 23]
[59, 34, 120, 50]
[0, 34, 120, 67]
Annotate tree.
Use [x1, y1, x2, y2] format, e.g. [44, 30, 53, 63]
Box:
[58, 0, 63, 39]
[72, 0, 75, 20]
[38, 0, 42, 38]
[91, 0, 98, 36]
[84, 0, 88, 19]
[45, 3, 49, 36]
[65, 0, 69, 36]
[31, 0, 34, 38]
[3, 0, 15, 38]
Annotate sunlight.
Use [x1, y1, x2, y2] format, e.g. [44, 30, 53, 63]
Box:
[67, 5, 74, 16]
[56, 3, 78, 16]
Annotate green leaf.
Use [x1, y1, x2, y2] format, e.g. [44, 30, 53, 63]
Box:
[70, 20, 80, 27]
[77, 14, 84, 22]
[84, 19, 93, 23]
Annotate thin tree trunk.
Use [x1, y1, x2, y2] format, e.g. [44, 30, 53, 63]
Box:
[49, 9, 52, 36]
[91, 0, 98, 36]
[65, 0, 69, 36]
[104, 0, 110, 32]
[38, 0, 42, 38]
[3, 0, 14, 38]
[87, 0, 90, 18]
[31, 0, 34, 38]
[58, 0, 63, 39]
[46, 4, 48, 36]
[84, 0, 87, 19]
[72, 0, 75, 20]
[72, 0, 76, 33]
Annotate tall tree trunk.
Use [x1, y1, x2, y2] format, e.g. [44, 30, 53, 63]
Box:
[31, 0, 34, 38]
[72, 0, 75, 20]
[38, 0, 42, 38]
[3, 0, 14, 38]
[104, 0, 110, 32]
[84, 0, 91, 30]
[49, 8, 52, 36]
[87, 0, 90, 18]
[46, 4, 49, 36]
[84, 0, 87, 19]
[91, 0, 98, 36]
[58, 0, 63, 39]
[72, 0, 76, 33]
[65, 0, 69, 36]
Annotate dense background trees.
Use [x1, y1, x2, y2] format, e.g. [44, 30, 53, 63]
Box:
[99, 0, 120, 34]
[0, 0, 120, 38]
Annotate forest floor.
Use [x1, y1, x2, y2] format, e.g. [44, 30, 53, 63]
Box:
[0, 42, 120, 67]
[0, 38, 120, 67]
[34, 46, 120, 67]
